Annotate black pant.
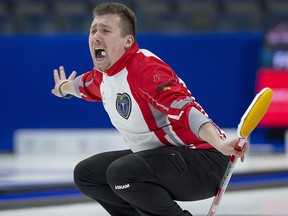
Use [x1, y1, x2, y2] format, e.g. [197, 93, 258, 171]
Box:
[74, 146, 230, 216]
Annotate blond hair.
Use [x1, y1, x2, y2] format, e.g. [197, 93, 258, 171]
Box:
[93, 2, 136, 38]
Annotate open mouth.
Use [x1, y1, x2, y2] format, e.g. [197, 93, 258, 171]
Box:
[95, 49, 107, 60]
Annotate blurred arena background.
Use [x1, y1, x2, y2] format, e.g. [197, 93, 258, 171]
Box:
[0, 0, 288, 34]
[1, 0, 288, 215]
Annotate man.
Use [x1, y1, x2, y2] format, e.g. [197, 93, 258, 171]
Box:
[51, 2, 248, 216]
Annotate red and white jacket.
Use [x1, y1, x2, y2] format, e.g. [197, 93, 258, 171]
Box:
[74, 42, 225, 152]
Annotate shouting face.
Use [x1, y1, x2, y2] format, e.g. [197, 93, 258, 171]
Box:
[89, 14, 134, 71]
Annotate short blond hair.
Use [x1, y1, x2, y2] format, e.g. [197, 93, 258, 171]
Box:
[93, 2, 136, 38]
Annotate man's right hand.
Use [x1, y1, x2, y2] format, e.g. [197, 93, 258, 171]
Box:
[51, 66, 77, 98]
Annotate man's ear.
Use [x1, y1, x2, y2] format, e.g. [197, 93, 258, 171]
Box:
[125, 35, 135, 49]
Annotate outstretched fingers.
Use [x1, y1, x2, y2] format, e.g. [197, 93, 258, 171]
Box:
[68, 71, 77, 81]
[59, 66, 67, 80]
[52, 66, 76, 97]
[53, 66, 66, 84]
[53, 66, 76, 84]
[53, 68, 60, 83]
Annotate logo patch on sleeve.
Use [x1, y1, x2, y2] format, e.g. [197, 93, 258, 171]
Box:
[153, 74, 160, 82]
[116, 93, 132, 119]
[156, 81, 173, 93]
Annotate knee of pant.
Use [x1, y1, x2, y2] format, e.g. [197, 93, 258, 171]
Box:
[73, 158, 106, 191]
[73, 159, 90, 189]
[106, 158, 128, 186]
[106, 154, 149, 187]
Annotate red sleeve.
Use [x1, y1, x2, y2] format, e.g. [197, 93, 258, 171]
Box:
[137, 60, 208, 129]
[78, 69, 102, 102]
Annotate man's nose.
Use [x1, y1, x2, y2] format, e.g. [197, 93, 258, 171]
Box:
[94, 32, 102, 41]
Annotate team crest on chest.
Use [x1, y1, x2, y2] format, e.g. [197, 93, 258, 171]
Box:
[116, 93, 132, 119]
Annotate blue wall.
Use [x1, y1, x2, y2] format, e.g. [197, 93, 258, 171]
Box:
[0, 32, 263, 152]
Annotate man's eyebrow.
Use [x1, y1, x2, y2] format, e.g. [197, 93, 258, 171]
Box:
[90, 23, 111, 29]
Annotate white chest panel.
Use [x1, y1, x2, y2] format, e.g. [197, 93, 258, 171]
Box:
[100, 68, 163, 152]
